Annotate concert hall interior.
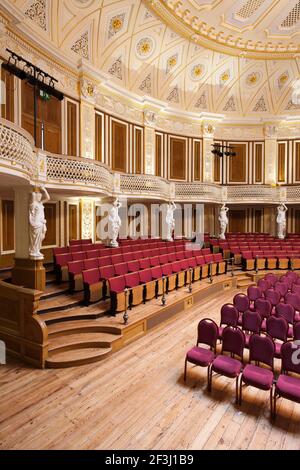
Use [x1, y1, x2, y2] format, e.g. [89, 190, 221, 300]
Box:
[1, 0, 300, 451]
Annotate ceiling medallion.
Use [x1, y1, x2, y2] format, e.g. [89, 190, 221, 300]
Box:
[246, 72, 260, 86]
[190, 64, 204, 81]
[136, 37, 155, 59]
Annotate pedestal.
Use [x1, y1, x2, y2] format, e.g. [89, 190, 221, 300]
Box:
[12, 258, 46, 292]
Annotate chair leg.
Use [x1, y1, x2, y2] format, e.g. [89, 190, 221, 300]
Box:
[207, 366, 213, 392]
[235, 375, 240, 405]
[270, 386, 273, 419]
[272, 389, 277, 421]
[184, 358, 187, 383]
[239, 377, 243, 406]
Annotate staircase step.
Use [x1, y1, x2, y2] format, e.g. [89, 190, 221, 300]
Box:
[48, 332, 121, 351]
[38, 292, 83, 314]
[41, 285, 70, 300]
[39, 299, 110, 323]
[46, 346, 112, 368]
[237, 280, 256, 287]
[47, 319, 121, 336]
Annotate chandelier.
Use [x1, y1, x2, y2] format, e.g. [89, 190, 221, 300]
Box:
[211, 143, 236, 158]
[292, 79, 300, 106]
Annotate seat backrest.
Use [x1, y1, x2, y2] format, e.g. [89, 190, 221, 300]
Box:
[197, 318, 219, 350]
[114, 262, 128, 276]
[127, 260, 140, 273]
[151, 266, 163, 280]
[266, 316, 288, 342]
[68, 260, 84, 275]
[285, 292, 300, 310]
[86, 250, 99, 259]
[222, 326, 245, 358]
[139, 258, 150, 270]
[233, 293, 250, 313]
[254, 298, 272, 318]
[162, 263, 173, 276]
[265, 288, 281, 306]
[139, 268, 152, 284]
[247, 285, 262, 302]
[84, 258, 98, 270]
[100, 265, 115, 280]
[109, 275, 126, 293]
[274, 281, 288, 297]
[167, 253, 177, 263]
[275, 303, 295, 325]
[292, 284, 300, 296]
[293, 322, 300, 340]
[195, 255, 205, 266]
[265, 273, 278, 286]
[187, 257, 196, 268]
[257, 279, 270, 292]
[159, 254, 169, 265]
[248, 334, 275, 369]
[242, 310, 262, 334]
[55, 253, 72, 267]
[72, 251, 86, 261]
[99, 256, 112, 267]
[111, 254, 124, 265]
[125, 272, 140, 288]
[82, 268, 100, 285]
[281, 341, 300, 375]
[220, 303, 239, 327]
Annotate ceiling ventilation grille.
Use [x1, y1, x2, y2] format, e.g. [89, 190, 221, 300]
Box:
[235, 0, 266, 19]
[281, 1, 300, 28]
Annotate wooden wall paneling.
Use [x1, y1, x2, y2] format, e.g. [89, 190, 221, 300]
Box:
[111, 119, 127, 173]
[295, 209, 300, 233]
[229, 209, 247, 232]
[277, 141, 287, 183]
[193, 139, 201, 181]
[227, 142, 248, 183]
[155, 133, 162, 177]
[1, 68, 15, 122]
[169, 136, 187, 181]
[1, 200, 14, 252]
[253, 142, 263, 183]
[254, 208, 263, 233]
[134, 127, 142, 174]
[294, 141, 300, 183]
[105, 115, 109, 166]
[213, 140, 221, 183]
[95, 112, 104, 162]
[67, 100, 77, 156]
[42, 203, 57, 247]
[68, 204, 78, 242]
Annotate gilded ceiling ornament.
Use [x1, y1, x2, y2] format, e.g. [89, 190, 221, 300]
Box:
[195, 93, 208, 109]
[136, 37, 154, 59]
[139, 74, 152, 95]
[246, 72, 260, 86]
[81, 79, 96, 99]
[166, 54, 178, 74]
[167, 86, 179, 103]
[278, 72, 289, 89]
[190, 64, 204, 81]
[108, 14, 125, 39]
[253, 96, 267, 112]
[108, 57, 123, 80]
[223, 96, 236, 112]
[144, 110, 157, 127]
[71, 31, 89, 60]
[25, 0, 47, 31]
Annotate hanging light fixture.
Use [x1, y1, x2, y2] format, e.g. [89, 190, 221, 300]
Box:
[211, 143, 236, 157]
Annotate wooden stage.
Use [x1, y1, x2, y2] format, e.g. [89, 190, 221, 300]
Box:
[0, 270, 300, 450]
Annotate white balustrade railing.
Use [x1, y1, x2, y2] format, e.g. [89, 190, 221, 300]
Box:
[2, 118, 300, 204]
[120, 174, 171, 200]
[0, 117, 35, 179]
[46, 153, 113, 192]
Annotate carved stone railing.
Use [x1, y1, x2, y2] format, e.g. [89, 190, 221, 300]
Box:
[0, 117, 35, 180]
[45, 153, 113, 193]
[226, 185, 280, 203]
[120, 174, 171, 200]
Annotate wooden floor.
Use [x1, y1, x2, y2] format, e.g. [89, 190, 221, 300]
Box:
[0, 286, 300, 450]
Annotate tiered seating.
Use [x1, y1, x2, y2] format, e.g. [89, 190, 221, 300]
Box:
[53, 239, 228, 312]
[184, 269, 300, 419]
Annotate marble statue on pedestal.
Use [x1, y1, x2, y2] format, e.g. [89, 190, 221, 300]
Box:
[29, 185, 50, 259]
[219, 204, 229, 240]
[166, 201, 176, 241]
[109, 198, 122, 247]
[277, 203, 288, 239]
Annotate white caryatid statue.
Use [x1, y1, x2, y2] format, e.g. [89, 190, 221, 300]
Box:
[277, 203, 288, 239]
[109, 198, 122, 247]
[219, 204, 229, 240]
[29, 185, 50, 259]
[166, 201, 176, 241]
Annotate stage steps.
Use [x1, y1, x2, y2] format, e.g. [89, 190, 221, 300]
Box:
[235, 273, 256, 288]
[46, 345, 113, 368]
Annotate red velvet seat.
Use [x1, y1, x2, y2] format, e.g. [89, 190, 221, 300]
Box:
[100, 265, 116, 297]
[68, 260, 84, 292]
[111, 254, 123, 265]
[109, 275, 128, 314]
[139, 258, 150, 270]
[99, 256, 111, 267]
[82, 268, 103, 304]
[55, 253, 72, 282]
[139, 268, 156, 301]
[125, 272, 143, 307]
[114, 262, 128, 276]
[83, 258, 98, 270]
[151, 266, 164, 297]
[86, 250, 99, 259]
[149, 256, 160, 267]
[127, 260, 140, 273]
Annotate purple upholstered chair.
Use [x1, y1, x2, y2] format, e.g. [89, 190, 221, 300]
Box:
[265, 273, 278, 287]
[254, 298, 272, 331]
[275, 303, 295, 338]
[265, 289, 281, 310]
[294, 322, 300, 340]
[208, 326, 245, 402]
[233, 293, 250, 326]
[257, 278, 270, 293]
[239, 334, 275, 415]
[274, 281, 289, 299]
[247, 286, 263, 304]
[266, 316, 288, 358]
[242, 310, 262, 348]
[184, 318, 218, 383]
[291, 284, 300, 296]
[286, 271, 298, 283]
[280, 276, 293, 290]
[273, 341, 300, 419]
[285, 292, 300, 322]
[218, 304, 239, 339]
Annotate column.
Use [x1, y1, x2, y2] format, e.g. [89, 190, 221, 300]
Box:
[12, 186, 46, 291]
[144, 109, 159, 175]
[78, 63, 97, 158]
[264, 124, 278, 185]
[80, 198, 95, 241]
[202, 122, 215, 183]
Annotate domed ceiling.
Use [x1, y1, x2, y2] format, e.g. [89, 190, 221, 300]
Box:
[2, 0, 300, 117]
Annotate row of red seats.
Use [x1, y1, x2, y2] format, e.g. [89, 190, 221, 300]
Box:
[241, 250, 300, 271]
[54, 241, 187, 281]
[82, 252, 226, 307]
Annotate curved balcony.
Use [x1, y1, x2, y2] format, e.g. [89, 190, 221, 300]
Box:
[175, 182, 224, 203]
[45, 152, 113, 195]
[0, 117, 35, 182]
[120, 174, 171, 200]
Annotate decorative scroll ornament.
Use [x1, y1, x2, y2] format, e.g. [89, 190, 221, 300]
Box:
[264, 124, 278, 138]
[80, 79, 97, 100]
[202, 122, 215, 138]
[144, 110, 157, 127]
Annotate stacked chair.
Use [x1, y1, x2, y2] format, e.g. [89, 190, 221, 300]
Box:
[184, 270, 300, 419]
